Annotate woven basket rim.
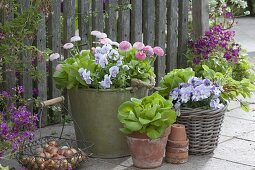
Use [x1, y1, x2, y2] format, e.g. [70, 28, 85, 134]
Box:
[178, 104, 228, 118]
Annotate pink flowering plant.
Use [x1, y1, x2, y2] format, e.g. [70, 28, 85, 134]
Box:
[53, 31, 164, 89]
[0, 86, 38, 159]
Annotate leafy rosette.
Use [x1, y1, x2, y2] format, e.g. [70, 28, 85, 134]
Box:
[118, 92, 176, 139]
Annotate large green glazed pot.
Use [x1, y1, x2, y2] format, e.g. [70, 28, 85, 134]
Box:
[68, 87, 148, 158]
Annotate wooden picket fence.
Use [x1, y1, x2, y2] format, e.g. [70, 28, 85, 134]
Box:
[0, 0, 209, 125]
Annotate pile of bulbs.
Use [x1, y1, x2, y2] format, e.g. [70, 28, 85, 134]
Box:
[20, 140, 88, 170]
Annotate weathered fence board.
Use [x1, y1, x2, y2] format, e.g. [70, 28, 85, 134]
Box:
[36, 14, 47, 125]
[1, 0, 16, 93]
[178, 0, 189, 68]
[48, 0, 61, 100]
[154, 0, 167, 84]
[130, 0, 142, 43]
[192, 0, 209, 40]
[143, 0, 155, 46]
[118, 0, 130, 41]
[105, 0, 118, 41]
[19, 0, 33, 101]
[63, 0, 76, 57]
[78, 0, 90, 49]
[166, 0, 178, 72]
[92, 0, 104, 32]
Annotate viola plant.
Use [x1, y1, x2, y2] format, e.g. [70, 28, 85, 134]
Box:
[170, 76, 224, 115]
[53, 31, 164, 89]
[0, 86, 38, 159]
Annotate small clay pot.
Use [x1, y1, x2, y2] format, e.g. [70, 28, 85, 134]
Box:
[165, 151, 189, 164]
[167, 139, 189, 148]
[166, 124, 189, 164]
[127, 127, 170, 169]
[168, 124, 187, 141]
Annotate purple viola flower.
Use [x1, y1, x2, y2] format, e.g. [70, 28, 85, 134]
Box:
[203, 79, 211, 86]
[79, 68, 92, 85]
[99, 55, 108, 68]
[171, 88, 180, 100]
[116, 60, 122, 66]
[99, 74, 112, 89]
[109, 66, 119, 78]
[191, 89, 201, 101]
[210, 98, 224, 109]
[108, 49, 119, 61]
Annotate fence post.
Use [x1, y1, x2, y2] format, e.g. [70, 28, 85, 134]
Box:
[92, 0, 104, 32]
[19, 0, 33, 103]
[178, 0, 189, 68]
[48, 0, 61, 102]
[154, 0, 166, 84]
[130, 0, 142, 43]
[118, 0, 130, 41]
[36, 13, 47, 126]
[0, 0, 16, 92]
[105, 0, 118, 41]
[166, 0, 178, 72]
[192, 0, 209, 40]
[78, 0, 90, 49]
[143, 0, 155, 46]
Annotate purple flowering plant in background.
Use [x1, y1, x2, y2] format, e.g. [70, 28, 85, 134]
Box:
[170, 77, 224, 115]
[0, 86, 38, 159]
[53, 31, 164, 90]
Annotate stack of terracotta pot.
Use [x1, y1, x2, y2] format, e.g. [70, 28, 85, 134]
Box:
[165, 124, 189, 164]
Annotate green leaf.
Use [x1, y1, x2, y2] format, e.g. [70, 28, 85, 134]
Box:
[240, 101, 250, 112]
[124, 120, 142, 131]
[138, 117, 152, 125]
[146, 126, 162, 139]
[120, 128, 132, 134]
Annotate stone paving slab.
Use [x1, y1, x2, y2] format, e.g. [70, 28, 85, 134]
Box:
[220, 116, 255, 137]
[238, 130, 255, 142]
[213, 138, 255, 167]
[218, 135, 233, 143]
[225, 106, 255, 122]
[124, 156, 254, 170]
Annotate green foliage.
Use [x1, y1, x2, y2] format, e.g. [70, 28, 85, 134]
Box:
[118, 92, 176, 139]
[157, 68, 195, 97]
[53, 46, 156, 90]
[202, 65, 255, 111]
[0, 1, 51, 82]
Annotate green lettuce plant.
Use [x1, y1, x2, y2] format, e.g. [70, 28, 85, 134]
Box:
[117, 92, 176, 139]
[157, 68, 195, 97]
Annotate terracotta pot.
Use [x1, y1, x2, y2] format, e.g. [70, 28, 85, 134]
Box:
[127, 127, 170, 169]
[167, 139, 189, 148]
[168, 124, 187, 141]
[165, 151, 189, 164]
[166, 124, 189, 164]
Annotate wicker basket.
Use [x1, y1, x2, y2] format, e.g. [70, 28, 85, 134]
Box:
[176, 105, 228, 155]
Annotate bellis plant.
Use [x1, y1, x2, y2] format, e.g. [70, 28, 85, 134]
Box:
[0, 86, 38, 159]
[53, 31, 164, 89]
